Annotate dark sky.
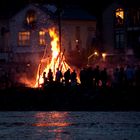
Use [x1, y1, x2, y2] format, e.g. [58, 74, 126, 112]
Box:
[0, 0, 113, 17]
[0, 0, 139, 18]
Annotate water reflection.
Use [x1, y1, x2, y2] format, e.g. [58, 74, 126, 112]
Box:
[0, 112, 140, 140]
[33, 112, 71, 140]
[33, 122, 72, 127]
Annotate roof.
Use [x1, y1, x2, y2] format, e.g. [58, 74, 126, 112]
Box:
[39, 4, 96, 21]
[60, 5, 96, 20]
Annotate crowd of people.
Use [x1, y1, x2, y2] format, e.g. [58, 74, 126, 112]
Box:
[42, 68, 78, 87]
[1, 63, 140, 91]
[42, 64, 140, 90]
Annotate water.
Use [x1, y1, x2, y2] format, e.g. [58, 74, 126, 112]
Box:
[0, 111, 140, 140]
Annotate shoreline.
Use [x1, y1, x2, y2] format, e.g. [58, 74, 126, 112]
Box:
[0, 85, 140, 111]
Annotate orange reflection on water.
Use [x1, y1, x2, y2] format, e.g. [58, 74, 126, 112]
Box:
[33, 112, 71, 139]
[33, 112, 70, 127]
[34, 112, 69, 119]
[51, 112, 63, 119]
[33, 112, 72, 140]
[32, 122, 72, 127]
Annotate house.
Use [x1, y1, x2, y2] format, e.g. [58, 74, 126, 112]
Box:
[0, 3, 96, 86]
[101, 1, 140, 65]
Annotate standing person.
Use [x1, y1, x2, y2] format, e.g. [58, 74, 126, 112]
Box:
[55, 68, 63, 83]
[125, 65, 135, 87]
[94, 65, 100, 88]
[113, 67, 119, 88]
[100, 67, 108, 89]
[86, 66, 94, 88]
[48, 68, 53, 83]
[135, 65, 140, 87]
[64, 68, 71, 86]
[80, 67, 86, 87]
[118, 66, 126, 89]
[70, 69, 77, 86]
[43, 71, 47, 86]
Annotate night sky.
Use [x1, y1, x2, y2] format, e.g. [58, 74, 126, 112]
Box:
[0, 0, 114, 17]
[0, 0, 139, 18]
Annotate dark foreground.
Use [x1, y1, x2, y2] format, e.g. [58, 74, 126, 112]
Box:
[0, 85, 140, 111]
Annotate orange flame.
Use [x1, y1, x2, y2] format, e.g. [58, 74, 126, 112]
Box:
[34, 27, 72, 87]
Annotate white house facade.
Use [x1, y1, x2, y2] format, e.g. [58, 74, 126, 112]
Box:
[7, 4, 96, 65]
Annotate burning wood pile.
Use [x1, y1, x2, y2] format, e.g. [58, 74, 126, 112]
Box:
[35, 27, 74, 88]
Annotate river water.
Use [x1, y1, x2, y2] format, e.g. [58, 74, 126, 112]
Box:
[0, 111, 140, 140]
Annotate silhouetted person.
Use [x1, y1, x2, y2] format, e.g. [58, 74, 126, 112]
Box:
[94, 65, 100, 88]
[118, 66, 126, 89]
[135, 65, 140, 87]
[86, 67, 94, 88]
[70, 69, 77, 86]
[64, 68, 71, 86]
[48, 69, 53, 83]
[113, 67, 119, 88]
[80, 67, 86, 87]
[125, 65, 135, 87]
[55, 68, 62, 83]
[100, 68, 108, 89]
[42, 72, 47, 87]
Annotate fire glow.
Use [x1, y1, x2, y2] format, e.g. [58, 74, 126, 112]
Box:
[35, 27, 72, 87]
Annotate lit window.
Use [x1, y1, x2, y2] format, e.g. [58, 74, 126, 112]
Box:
[115, 8, 124, 26]
[25, 10, 37, 29]
[18, 31, 30, 46]
[39, 31, 46, 46]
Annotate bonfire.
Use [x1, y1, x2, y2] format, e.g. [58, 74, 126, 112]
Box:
[35, 27, 73, 87]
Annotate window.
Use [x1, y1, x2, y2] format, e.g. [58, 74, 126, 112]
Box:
[88, 27, 96, 45]
[18, 31, 30, 46]
[115, 8, 124, 27]
[24, 9, 37, 29]
[128, 8, 140, 26]
[115, 30, 124, 49]
[39, 31, 46, 46]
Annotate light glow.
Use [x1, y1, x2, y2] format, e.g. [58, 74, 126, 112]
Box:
[35, 27, 72, 87]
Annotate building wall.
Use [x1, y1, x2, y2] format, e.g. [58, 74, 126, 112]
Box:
[102, 2, 121, 53]
[61, 20, 96, 53]
[8, 5, 54, 63]
[0, 19, 9, 51]
[9, 5, 52, 53]
[0, 19, 10, 62]
[7, 4, 96, 65]
[102, 2, 140, 65]
[126, 7, 140, 57]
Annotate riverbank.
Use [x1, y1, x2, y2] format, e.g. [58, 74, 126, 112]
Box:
[0, 85, 140, 111]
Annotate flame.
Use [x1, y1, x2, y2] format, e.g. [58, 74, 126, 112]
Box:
[34, 27, 72, 87]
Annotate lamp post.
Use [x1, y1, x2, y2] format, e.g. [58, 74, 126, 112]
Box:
[57, 0, 62, 53]
[87, 51, 98, 66]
